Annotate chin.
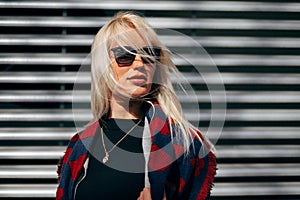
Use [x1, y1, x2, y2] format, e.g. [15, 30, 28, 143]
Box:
[129, 87, 151, 98]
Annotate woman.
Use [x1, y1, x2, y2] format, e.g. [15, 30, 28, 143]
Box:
[56, 11, 216, 200]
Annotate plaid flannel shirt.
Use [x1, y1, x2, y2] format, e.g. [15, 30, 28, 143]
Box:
[56, 102, 216, 200]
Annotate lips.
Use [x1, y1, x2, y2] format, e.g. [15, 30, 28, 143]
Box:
[127, 74, 147, 86]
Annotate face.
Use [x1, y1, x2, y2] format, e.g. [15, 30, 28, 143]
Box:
[110, 29, 158, 98]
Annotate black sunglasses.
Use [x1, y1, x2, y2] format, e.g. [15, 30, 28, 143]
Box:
[111, 46, 161, 67]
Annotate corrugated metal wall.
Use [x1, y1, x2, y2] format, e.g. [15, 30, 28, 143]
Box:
[0, 0, 300, 199]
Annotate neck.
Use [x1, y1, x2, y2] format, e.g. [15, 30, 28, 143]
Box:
[109, 96, 144, 119]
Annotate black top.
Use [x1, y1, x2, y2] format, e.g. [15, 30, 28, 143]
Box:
[75, 118, 145, 200]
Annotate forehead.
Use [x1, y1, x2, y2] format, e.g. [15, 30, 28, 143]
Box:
[110, 28, 147, 48]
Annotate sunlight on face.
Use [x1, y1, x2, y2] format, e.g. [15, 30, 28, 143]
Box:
[110, 28, 158, 98]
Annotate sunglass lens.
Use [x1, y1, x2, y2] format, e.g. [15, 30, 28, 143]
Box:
[111, 46, 161, 66]
[111, 46, 136, 66]
[142, 47, 161, 64]
[116, 53, 135, 66]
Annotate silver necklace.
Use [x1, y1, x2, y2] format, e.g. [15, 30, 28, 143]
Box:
[101, 119, 142, 163]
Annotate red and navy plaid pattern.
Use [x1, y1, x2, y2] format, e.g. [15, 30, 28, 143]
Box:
[56, 102, 217, 200]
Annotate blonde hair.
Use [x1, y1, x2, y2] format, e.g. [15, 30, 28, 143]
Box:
[90, 11, 203, 153]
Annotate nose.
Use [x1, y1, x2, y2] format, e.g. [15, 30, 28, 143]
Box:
[131, 54, 144, 68]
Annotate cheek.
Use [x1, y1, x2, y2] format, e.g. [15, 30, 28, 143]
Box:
[147, 67, 156, 83]
[111, 62, 128, 81]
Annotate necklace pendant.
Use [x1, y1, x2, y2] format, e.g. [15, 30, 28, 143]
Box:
[102, 153, 109, 163]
